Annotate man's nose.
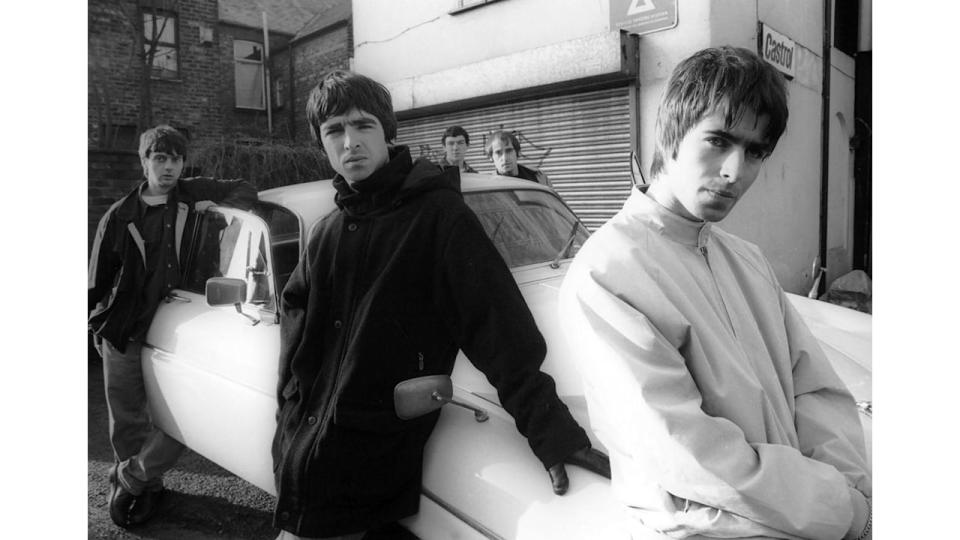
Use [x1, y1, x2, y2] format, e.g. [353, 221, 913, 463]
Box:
[343, 128, 359, 149]
[720, 148, 745, 182]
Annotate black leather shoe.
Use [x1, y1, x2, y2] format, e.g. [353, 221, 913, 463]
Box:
[107, 465, 136, 528]
[128, 487, 165, 525]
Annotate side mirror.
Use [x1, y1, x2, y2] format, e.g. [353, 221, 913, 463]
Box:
[205, 277, 260, 326]
[394, 375, 488, 422]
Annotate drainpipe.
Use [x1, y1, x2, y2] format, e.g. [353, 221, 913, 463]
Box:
[816, 0, 832, 297]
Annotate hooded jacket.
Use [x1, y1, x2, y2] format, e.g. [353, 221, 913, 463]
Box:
[272, 146, 588, 536]
[88, 177, 256, 348]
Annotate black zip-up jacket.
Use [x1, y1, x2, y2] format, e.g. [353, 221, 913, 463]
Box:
[88, 177, 256, 348]
[272, 147, 589, 536]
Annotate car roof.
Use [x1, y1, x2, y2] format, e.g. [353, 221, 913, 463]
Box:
[258, 172, 553, 226]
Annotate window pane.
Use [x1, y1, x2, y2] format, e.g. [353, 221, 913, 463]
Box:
[148, 45, 178, 78]
[234, 41, 263, 62]
[235, 62, 264, 109]
[143, 13, 176, 44]
[464, 189, 588, 268]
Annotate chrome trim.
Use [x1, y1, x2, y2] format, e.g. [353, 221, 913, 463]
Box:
[421, 487, 503, 540]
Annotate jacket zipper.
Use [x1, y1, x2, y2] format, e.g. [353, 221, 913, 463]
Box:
[302, 219, 371, 487]
[699, 245, 738, 338]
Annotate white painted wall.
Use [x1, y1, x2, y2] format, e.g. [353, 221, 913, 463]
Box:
[352, 0, 863, 294]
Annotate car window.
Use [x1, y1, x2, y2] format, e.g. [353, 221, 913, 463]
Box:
[180, 208, 278, 312]
[464, 189, 589, 268]
[252, 202, 300, 294]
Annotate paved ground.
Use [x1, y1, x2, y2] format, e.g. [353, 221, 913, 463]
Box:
[88, 349, 278, 540]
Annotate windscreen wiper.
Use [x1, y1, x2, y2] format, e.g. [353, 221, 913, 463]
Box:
[550, 221, 584, 269]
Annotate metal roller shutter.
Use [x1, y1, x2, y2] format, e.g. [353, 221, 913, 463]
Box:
[396, 87, 633, 230]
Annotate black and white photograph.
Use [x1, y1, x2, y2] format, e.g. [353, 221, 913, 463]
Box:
[9, 0, 938, 537]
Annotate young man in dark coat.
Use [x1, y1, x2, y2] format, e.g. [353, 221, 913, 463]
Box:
[88, 125, 256, 527]
[271, 71, 607, 540]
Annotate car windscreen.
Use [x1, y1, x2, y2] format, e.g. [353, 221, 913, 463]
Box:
[463, 189, 589, 269]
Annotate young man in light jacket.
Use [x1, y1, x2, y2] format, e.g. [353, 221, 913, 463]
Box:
[559, 46, 871, 540]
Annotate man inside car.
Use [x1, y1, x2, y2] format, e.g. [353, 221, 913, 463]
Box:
[272, 70, 607, 540]
[485, 129, 552, 187]
[559, 47, 872, 540]
[88, 125, 256, 528]
[437, 125, 477, 173]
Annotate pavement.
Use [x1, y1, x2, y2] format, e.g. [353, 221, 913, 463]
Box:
[88, 348, 278, 540]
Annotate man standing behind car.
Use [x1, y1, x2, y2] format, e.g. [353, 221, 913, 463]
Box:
[437, 125, 477, 173]
[485, 129, 552, 187]
[559, 46, 872, 540]
[272, 71, 607, 540]
[88, 125, 256, 528]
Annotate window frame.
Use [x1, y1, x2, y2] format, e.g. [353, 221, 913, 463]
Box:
[142, 9, 180, 80]
[234, 39, 266, 110]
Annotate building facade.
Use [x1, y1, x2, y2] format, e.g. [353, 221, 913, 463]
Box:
[352, 0, 872, 294]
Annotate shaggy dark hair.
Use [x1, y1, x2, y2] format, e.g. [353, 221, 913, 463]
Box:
[306, 70, 397, 151]
[650, 46, 789, 178]
[441, 125, 470, 146]
[138, 125, 188, 160]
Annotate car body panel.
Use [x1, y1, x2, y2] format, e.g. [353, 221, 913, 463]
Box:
[144, 176, 871, 539]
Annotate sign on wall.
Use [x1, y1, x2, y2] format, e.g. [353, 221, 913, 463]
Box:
[609, 0, 678, 36]
[758, 23, 796, 79]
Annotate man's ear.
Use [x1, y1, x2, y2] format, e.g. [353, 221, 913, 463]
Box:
[630, 151, 647, 187]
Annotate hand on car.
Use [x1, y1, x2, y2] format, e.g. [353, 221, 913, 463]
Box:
[194, 200, 217, 213]
[547, 446, 611, 495]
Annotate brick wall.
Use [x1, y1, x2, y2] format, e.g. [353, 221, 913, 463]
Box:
[291, 24, 352, 142]
[88, 150, 144, 251]
[89, 0, 225, 150]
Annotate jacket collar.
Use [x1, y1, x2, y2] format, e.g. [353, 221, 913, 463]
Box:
[114, 180, 182, 222]
[333, 145, 459, 216]
[625, 185, 713, 250]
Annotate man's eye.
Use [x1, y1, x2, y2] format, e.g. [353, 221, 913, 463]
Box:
[746, 148, 768, 160]
[706, 137, 728, 148]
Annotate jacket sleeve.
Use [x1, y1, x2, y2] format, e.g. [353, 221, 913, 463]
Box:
[559, 267, 860, 540]
[782, 288, 872, 497]
[434, 212, 590, 470]
[88, 209, 120, 314]
[180, 177, 257, 210]
[276, 235, 312, 411]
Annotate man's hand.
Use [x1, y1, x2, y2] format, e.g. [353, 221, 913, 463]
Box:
[547, 446, 611, 495]
[194, 200, 217, 213]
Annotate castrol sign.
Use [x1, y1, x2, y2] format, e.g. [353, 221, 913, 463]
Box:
[759, 23, 795, 78]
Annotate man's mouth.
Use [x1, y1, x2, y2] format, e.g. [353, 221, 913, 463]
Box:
[344, 156, 366, 165]
[706, 188, 737, 200]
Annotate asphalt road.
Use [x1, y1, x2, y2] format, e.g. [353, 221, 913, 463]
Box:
[88, 349, 278, 540]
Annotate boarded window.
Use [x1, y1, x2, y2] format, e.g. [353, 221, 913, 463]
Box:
[235, 40, 265, 110]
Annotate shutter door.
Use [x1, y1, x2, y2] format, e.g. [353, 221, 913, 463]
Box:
[396, 87, 633, 230]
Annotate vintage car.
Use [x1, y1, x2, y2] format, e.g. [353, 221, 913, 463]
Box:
[143, 173, 872, 539]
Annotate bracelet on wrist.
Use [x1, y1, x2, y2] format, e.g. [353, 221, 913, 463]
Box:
[855, 497, 872, 540]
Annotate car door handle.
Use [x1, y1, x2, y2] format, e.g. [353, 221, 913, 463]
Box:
[165, 292, 191, 303]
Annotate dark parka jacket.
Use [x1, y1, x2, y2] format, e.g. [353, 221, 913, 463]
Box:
[88, 177, 256, 348]
[272, 147, 589, 536]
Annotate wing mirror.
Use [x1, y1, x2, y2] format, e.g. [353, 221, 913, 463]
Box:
[205, 277, 260, 326]
[394, 375, 488, 422]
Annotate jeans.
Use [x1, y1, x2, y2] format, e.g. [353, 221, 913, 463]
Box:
[101, 338, 184, 495]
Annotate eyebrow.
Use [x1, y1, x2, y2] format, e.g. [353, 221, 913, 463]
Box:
[323, 117, 378, 131]
[703, 129, 770, 151]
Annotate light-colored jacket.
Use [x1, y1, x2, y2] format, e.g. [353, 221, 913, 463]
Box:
[558, 188, 871, 540]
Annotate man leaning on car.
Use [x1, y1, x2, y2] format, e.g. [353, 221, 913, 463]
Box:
[88, 125, 256, 528]
[559, 46, 872, 540]
[271, 70, 608, 540]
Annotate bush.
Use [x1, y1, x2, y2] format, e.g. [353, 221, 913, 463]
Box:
[189, 137, 335, 190]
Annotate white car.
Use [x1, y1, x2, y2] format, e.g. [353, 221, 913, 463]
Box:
[143, 173, 871, 539]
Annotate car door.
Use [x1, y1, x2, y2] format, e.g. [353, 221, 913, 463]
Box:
[143, 206, 284, 495]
